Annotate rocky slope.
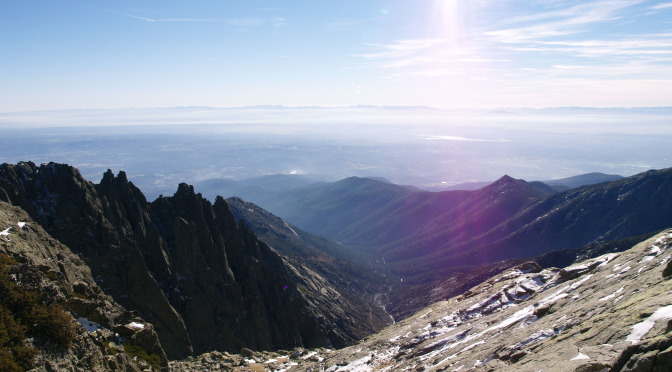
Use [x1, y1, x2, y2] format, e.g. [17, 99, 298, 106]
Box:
[0, 201, 165, 371]
[226, 197, 393, 342]
[177, 229, 672, 371]
[0, 162, 384, 360]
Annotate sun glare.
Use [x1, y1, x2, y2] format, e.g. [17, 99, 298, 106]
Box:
[431, 0, 464, 42]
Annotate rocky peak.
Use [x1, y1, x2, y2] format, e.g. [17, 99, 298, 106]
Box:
[480, 174, 538, 196]
[0, 162, 342, 359]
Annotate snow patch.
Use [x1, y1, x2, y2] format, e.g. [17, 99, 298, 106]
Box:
[77, 317, 101, 332]
[571, 353, 590, 360]
[626, 305, 672, 342]
[0, 227, 11, 241]
[595, 253, 619, 268]
[617, 266, 631, 275]
[330, 355, 372, 372]
[510, 328, 560, 349]
[570, 274, 593, 290]
[599, 287, 624, 302]
[302, 351, 319, 360]
[613, 260, 631, 272]
[490, 305, 536, 331]
[127, 321, 145, 330]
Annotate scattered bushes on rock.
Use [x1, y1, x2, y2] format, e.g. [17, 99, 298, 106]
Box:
[122, 342, 162, 370]
[0, 252, 76, 369]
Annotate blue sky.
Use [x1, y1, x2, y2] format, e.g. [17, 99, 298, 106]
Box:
[2, 0, 672, 111]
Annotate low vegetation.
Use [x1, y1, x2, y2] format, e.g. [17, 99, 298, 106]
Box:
[0, 252, 76, 370]
[122, 342, 162, 370]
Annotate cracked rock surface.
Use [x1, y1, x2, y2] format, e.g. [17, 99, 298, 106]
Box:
[268, 230, 672, 372]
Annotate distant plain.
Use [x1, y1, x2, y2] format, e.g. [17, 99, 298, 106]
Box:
[1, 106, 670, 199]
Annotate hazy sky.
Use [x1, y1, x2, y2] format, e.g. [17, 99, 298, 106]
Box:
[2, 0, 672, 111]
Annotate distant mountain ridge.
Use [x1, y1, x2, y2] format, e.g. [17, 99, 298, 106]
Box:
[195, 167, 672, 319]
[541, 171, 624, 190]
[195, 172, 626, 253]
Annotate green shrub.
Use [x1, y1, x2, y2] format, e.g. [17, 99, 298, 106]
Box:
[0, 302, 36, 371]
[0, 254, 16, 267]
[122, 343, 162, 370]
[0, 252, 76, 370]
[34, 304, 77, 348]
[69, 290, 88, 300]
[38, 267, 60, 281]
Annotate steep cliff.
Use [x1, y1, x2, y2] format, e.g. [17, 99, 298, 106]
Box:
[227, 197, 393, 346]
[0, 201, 165, 371]
[0, 162, 337, 359]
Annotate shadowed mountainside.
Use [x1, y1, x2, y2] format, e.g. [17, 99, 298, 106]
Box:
[226, 196, 393, 344]
[200, 168, 672, 320]
[0, 162, 387, 359]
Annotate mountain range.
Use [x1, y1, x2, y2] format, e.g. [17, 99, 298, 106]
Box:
[196, 169, 671, 318]
[1, 161, 671, 371]
[0, 162, 390, 362]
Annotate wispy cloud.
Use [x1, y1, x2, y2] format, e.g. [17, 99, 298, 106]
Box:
[649, 2, 672, 10]
[271, 17, 287, 28]
[352, 37, 501, 80]
[226, 17, 265, 27]
[100, 8, 287, 29]
[102, 9, 219, 22]
[226, 16, 287, 29]
[324, 19, 368, 32]
[484, 0, 646, 43]
[350, 0, 672, 106]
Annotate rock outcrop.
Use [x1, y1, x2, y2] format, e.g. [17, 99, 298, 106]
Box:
[0, 201, 165, 371]
[0, 162, 340, 359]
[227, 197, 393, 346]
[283, 229, 672, 371]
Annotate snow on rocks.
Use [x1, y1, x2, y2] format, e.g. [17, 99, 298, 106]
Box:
[0, 227, 11, 241]
[626, 304, 672, 343]
[77, 317, 102, 332]
[127, 321, 145, 330]
[598, 286, 624, 302]
[170, 348, 334, 371]
[559, 252, 618, 280]
[570, 353, 590, 361]
[280, 229, 672, 372]
[167, 230, 672, 372]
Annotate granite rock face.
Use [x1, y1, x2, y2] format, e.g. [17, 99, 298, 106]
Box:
[0, 201, 165, 371]
[0, 162, 334, 359]
[284, 230, 672, 371]
[226, 197, 393, 347]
